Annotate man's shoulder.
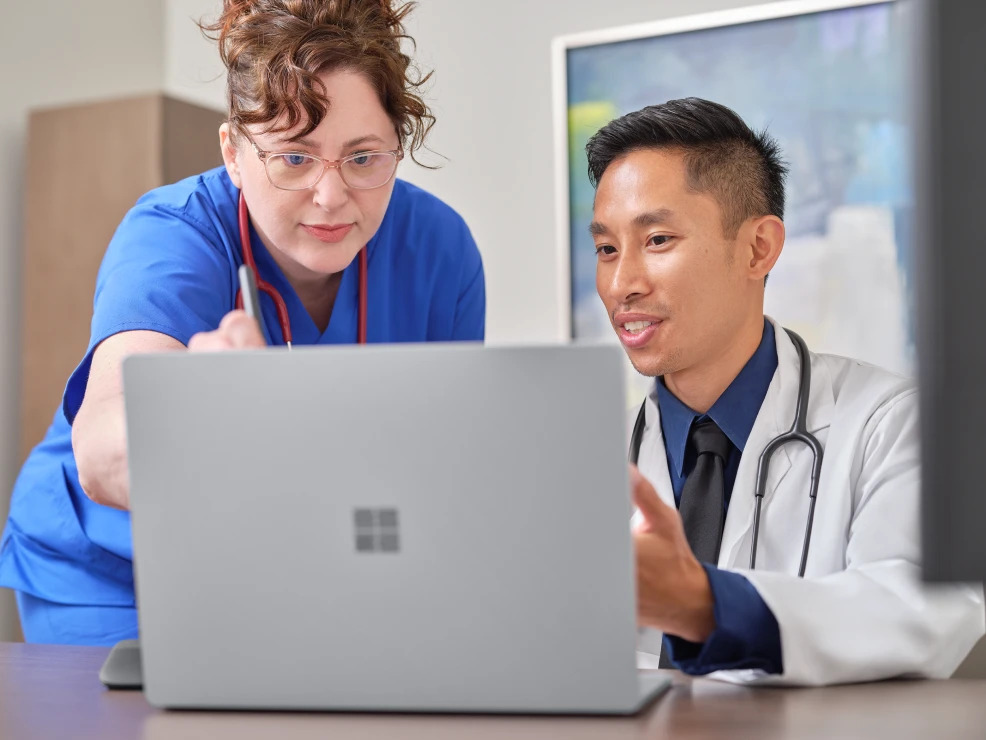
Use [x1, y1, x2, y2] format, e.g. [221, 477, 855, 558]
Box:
[814, 351, 917, 420]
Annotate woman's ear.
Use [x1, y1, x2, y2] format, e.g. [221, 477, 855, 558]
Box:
[219, 123, 242, 188]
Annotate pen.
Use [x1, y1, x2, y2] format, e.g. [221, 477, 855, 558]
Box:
[237, 263, 270, 346]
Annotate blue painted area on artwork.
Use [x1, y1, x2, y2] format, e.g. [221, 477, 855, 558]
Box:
[565, 1, 915, 369]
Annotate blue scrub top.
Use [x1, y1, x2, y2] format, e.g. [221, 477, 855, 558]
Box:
[0, 166, 485, 613]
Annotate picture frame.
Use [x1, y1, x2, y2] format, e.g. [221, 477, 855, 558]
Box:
[552, 0, 914, 385]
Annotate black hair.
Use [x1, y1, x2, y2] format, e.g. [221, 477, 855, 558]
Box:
[585, 97, 788, 236]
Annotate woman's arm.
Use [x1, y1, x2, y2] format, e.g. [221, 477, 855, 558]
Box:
[72, 313, 267, 510]
[72, 330, 184, 510]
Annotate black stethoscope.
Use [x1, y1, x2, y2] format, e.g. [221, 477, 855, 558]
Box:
[628, 328, 823, 577]
[233, 192, 368, 347]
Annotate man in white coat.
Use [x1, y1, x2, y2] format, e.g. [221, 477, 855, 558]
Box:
[585, 97, 984, 685]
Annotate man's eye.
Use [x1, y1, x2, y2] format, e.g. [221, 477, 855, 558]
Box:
[595, 245, 617, 256]
[647, 235, 671, 247]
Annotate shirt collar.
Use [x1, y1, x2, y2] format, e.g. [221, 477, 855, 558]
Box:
[655, 319, 778, 478]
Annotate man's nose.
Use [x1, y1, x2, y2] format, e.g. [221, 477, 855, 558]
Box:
[607, 248, 650, 304]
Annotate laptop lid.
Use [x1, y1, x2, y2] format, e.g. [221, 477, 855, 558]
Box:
[123, 343, 641, 712]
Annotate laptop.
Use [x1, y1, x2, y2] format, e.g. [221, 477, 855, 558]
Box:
[122, 343, 671, 713]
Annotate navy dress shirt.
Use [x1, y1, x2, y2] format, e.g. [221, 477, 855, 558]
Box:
[655, 319, 784, 675]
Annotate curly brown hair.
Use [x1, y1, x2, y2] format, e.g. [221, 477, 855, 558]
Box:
[200, 0, 434, 162]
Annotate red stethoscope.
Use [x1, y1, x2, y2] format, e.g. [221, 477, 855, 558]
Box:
[234, 192, 367, 346]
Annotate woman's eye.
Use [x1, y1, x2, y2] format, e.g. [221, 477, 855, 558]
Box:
[350, 153, 373, 167]
[595, 245, 617, 257]
[285, 154, 311, 167]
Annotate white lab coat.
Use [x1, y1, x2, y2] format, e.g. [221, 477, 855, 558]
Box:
[635, 317, 985, 686]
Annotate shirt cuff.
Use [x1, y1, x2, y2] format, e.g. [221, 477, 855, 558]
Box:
[664, 564, 784, 675]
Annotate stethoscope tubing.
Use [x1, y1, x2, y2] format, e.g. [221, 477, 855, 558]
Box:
[628, 328, 823, 578]
[234, 191, 367, 346]
[750, 330, 823, 577]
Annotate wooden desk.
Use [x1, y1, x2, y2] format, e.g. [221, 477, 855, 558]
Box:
[2, 642, 986, 739]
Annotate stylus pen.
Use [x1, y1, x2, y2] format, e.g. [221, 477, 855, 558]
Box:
[237, 263, 270, 346]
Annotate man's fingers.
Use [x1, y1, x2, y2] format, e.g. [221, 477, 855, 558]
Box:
[630, 465, 671, 530]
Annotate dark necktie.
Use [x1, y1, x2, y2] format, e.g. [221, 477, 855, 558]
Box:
[679, 419, 732, 563]
[659, 419, 731, 668]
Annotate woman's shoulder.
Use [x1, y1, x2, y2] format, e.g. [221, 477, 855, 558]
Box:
[386, 178, 471, 234]
[102, 166, 240, 277]
[378, 178, 478, 268]
[126, 166, 238, 232]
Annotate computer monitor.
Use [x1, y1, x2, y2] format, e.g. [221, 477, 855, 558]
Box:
[915, 0, 986, 582]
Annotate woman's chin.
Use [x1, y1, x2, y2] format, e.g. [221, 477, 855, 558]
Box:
[294, 249, 362, 278]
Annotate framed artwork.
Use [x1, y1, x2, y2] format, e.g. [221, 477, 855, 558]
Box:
[552, 0, 914, 401]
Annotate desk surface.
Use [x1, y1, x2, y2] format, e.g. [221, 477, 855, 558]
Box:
[3, 642, 986, 740]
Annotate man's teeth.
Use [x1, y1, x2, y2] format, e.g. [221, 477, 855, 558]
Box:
[623, 321, 654, 333]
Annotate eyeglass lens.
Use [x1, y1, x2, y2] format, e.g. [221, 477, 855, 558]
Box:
[265, 152, 398, 190]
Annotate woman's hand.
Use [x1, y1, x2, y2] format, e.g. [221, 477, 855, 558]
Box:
[188, 310, 266, 351]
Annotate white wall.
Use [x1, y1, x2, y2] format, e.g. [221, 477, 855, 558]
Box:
[165, 0, 225, 110]
[0, 1, 165, 641]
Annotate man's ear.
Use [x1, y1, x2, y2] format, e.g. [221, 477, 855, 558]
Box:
[219, 122, 242, 189]
[746, 215, 784, 281]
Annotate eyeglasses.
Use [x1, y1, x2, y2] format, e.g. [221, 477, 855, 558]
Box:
[240, 129, 403, 191]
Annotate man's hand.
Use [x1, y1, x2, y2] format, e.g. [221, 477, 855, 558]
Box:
[188, 310, 266, 352]
[631, 465, 716, 643]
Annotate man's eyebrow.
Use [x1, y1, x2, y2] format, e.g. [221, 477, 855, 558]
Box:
[588, 208, 677, 237]
[588, 221, 609, 237]
[632, 208, 676, 229]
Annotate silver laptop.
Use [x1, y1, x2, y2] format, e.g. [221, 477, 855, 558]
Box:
[123, 343, 671, 713]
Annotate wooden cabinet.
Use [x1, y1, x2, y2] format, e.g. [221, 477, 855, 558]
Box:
[19, 94, 226, 462]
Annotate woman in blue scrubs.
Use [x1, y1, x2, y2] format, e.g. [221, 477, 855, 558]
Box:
[0, 0, 484, 645]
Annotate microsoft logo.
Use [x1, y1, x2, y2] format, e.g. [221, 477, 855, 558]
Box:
[354, 508, 400, 553]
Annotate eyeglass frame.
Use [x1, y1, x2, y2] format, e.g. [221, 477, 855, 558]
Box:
[236, 126, 404, 192]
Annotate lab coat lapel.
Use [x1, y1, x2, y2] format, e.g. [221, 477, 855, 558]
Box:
[719, 319, 833, 568]
[632, 391, 676, 523]
[633, 390, 676, 658]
